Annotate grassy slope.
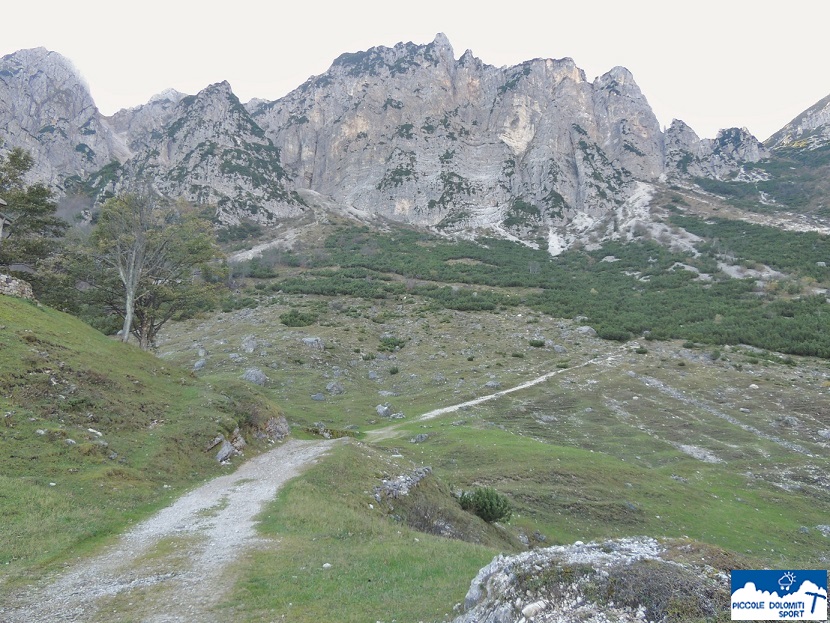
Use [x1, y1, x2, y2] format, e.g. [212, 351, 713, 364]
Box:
[157, 290, 830, 621]
[0, 295, 283, 587]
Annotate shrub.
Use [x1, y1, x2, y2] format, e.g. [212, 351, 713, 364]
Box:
[379, 336, 407, 352]
[389, 366, 399, 375]
[279, 309, 317, 327]
[529, 339, 545, 348]
[459, 487, 512, 523]
[597, 327, 631, 342]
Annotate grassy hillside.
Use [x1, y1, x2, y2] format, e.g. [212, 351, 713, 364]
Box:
[157, 284, 830, 619]
[0, 295, 284, 586]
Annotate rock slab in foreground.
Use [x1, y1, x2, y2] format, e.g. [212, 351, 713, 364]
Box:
[453, 537, 729, 623]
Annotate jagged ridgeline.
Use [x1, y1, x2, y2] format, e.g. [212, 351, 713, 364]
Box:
[0, 35, 780, 245]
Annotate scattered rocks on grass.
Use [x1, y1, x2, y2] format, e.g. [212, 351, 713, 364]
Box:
[311, 393, 326, 401]
[410, 433, 429, 443]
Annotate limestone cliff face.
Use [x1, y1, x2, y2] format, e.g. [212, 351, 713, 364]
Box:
[250, 34, 669, 241]
[109, 88, 189, 154]
[0, 48, 128, 187]
[0, 37, 773, 246]
[91, 82, 302, 225]
[766, 93, 830, 150]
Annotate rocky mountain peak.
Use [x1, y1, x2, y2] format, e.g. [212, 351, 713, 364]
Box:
[0, 36, 786, 253]
[101, 78, 301, 225]
[2, 47, 81, 84]
[147, 88, 188, 106]
[427, 32, 455, 61]
[0, 47, 127, 186]
[664, 120, 767, 179]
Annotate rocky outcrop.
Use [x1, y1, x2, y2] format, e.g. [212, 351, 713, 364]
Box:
[249, 34, 666, 242]
[0, 48, 128, 187]
[90, 81, 303, 225]
[766, 93, 830, 150]
[665, 120, 768, 179]
[0, 273, 34, 300]
[453, 537, 729, 623]
[108, 88, 189, 153]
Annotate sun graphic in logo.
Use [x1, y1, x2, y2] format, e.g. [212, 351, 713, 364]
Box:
[778, 572, 797, 592]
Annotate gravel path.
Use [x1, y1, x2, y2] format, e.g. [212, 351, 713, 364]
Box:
[1, 439, 338, 623]
[3, 352, 626, 621]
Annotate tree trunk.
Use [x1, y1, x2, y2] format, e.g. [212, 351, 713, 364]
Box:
[121, 287, 134, 343]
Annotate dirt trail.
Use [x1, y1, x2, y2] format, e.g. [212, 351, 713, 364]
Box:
[1, 439, 338, 623]
[2, 352, 625, 621]
[367, 350, 624, 442]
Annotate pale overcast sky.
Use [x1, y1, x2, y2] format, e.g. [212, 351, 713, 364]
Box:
[3, 0, 828, 141]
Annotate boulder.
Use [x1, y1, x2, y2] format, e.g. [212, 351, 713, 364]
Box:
[376, 403, 392, 417]
[241, 335, 258, 353]
[216, 439, 235, 462]
[576, 326, 597, 337]
[326, 381, 345, 395]
[453, 537, 729, 623]
[302, 337, 324, 350]
[241, 368, 268, 386]
[264, 415, 290, 441]
[230, 427, 247, 451]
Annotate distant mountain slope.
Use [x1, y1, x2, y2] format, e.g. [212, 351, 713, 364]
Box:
[766, 93, 830, 150]
[687, 92, 830, 218]
[86, 81, 304, 224]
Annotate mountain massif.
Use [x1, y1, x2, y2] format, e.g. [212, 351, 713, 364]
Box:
[1, 34, 827, 251]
